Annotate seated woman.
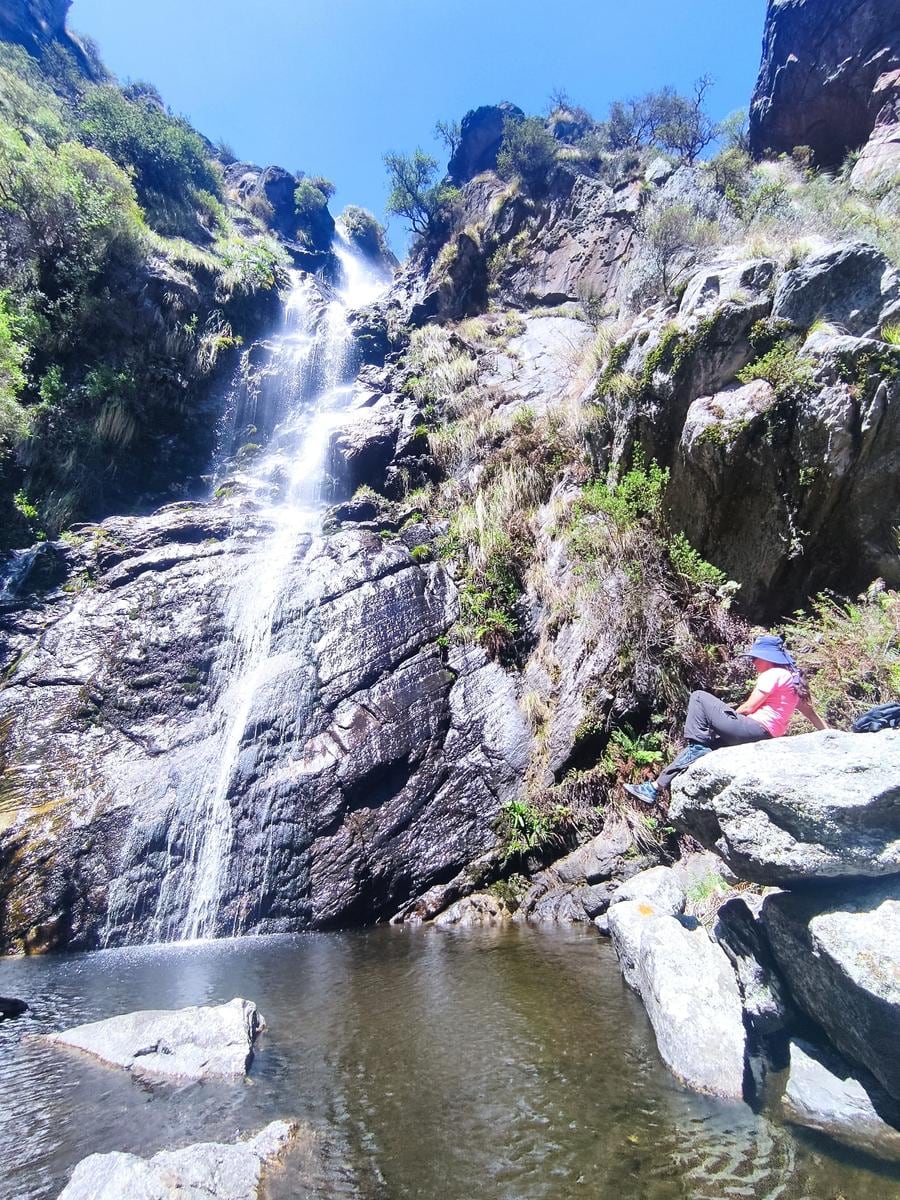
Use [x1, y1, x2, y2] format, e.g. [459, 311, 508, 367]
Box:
[625, 634, 828, 804]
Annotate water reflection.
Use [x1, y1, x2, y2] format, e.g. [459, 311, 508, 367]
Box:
[0, 927, 896, 1199]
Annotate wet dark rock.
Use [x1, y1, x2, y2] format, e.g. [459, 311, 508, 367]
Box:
[749, 0, 900, 170]
[761, 876, 900, 1101]
[411, 231, 489, 324]
[514, 878, 616, 923]
[782, 1040, 900, 1161]
[771, 243, 900, 337]
[327, 403, 400, 497]
[0, 499, 531, 951]
[44, 998, 265, 1080]
[0, 997, 28, 1019]
[57, 1119, 300, 1200]
[447, 102, 524, 185]
[669, 730, 900, 885]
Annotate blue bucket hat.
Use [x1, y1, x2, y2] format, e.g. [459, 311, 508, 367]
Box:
[740, 634, 793, 667]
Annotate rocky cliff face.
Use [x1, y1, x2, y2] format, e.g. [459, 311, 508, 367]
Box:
[749, 0, 900, 180]
[0, 496, 529, 950]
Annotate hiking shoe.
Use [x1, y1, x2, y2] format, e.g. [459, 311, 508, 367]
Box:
[624, 780, 660, 805]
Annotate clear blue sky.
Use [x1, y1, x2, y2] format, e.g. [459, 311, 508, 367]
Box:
[69, 0, 768, 251]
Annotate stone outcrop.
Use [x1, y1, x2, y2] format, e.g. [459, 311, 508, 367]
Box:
[669, 730, 900, 884]
[771, 242, 900, 337]
[761, 877, 900, 1101]
[447, 103, 524, 185]
[57, 1120, 299, 1200]
[44, 998, 265, 1080]
[0, 496, 530, 952]
[749, 0, 900, 170]
[0, 996, 27, 1019]
[782, 1040, 900, 1161]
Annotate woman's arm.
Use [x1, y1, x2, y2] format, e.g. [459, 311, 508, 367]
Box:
[735, 687, 767, 715]
[797, 697, 829, 730]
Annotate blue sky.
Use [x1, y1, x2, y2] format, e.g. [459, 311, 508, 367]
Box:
[69, 0, 767, 251]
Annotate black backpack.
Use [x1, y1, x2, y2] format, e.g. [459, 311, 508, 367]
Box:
[852, 702, 900, 733]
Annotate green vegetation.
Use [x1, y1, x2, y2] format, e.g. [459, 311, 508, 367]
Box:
[608, 76, 716, 164]
[77, 84, 221, 237]
[782, 588, 900, 727]
[496, 797, 574, 863]
[496, 115, 559, 193]
[0, 38, 287, 541]
[340, 204, 390, 259]
[737, 338, 814, 402]
[383, 149, 460, 238]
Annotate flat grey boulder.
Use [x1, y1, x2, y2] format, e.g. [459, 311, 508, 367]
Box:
[762, 877, 900, 1101]
[669, 730, 900, 885]
[610, 901, 747, 1098]
[57, 1119, 298, 1200]
[45, 998, 265, 1081]
[772, 242, 900, 337]
[608, 865, 686, 916]
[783, 1041, 900, 1162]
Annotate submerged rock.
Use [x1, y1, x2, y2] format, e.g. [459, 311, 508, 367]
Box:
[433, 893, 509, 927]
[761, 877, 900, 1101]
[669, 730, 900, 885]
[783, 1040, 900, 1162]
[45, 998, 264, 1081]
[57, 1119, 299, 1200]
[0, 997, 28, 1020]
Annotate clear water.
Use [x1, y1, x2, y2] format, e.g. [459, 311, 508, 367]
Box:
[1, 927, 897, 1199]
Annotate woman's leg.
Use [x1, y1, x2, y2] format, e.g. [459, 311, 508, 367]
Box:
[683, 690, 770, 748]
[656, 691, 769, 791]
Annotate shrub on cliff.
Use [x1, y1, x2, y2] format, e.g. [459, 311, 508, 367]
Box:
[384, 149, 460, 239]
[608, 77, 716, 164]
[339, 204, 390, 259]
[78, 85, 222, 237]
[496, 115, 558, 193]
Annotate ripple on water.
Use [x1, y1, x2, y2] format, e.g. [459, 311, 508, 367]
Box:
[0, 927, 897, 1200]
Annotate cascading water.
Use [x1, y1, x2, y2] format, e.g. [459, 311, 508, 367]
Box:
[104, 232, 392, 944]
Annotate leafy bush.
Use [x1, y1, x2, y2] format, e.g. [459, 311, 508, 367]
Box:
[384, 149, 459, 237]
[340, 204, 390, 259]
[781, 588, 900, 727]
[496, 115, 558, 193]
[496, 797, 573, 863]
[737, 338, 813, 402]
[639, 202, 720, 296]
[608, 77, 716, 163]
[78, 85, 221, 235]
[294, 175, 334, 220]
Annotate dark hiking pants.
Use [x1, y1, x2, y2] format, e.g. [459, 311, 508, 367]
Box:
[658, 690, 769, 791]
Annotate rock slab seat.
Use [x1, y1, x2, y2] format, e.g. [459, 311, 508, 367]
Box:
[669, 730, 900, 885]
[57, 1119, 298, 1200]
[45, 997, 265, 1081]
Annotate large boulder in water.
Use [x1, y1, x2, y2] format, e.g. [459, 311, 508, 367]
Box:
[761, 877, 900, 1101]
[669, 730, 900, 885]
[608, 901, 747, 1099]
[749, 0, 900, 170]
[57, 1119, 299, 1200]
[44, 998, 265, 1081]
[782, 1040, 900, 1161]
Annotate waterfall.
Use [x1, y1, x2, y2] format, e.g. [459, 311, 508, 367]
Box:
[104, 232, 392, 944]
